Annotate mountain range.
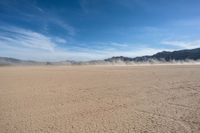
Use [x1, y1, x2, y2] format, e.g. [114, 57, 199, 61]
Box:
[0, 48, 200, 66]
[105, 48, 200, 63]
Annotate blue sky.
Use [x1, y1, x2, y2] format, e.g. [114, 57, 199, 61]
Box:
[0, 0, 200, 61]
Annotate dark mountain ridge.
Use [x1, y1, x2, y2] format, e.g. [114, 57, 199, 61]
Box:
[105, 48, 200, 62]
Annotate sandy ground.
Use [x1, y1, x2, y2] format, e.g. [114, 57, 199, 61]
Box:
[0, 65, 200, 133]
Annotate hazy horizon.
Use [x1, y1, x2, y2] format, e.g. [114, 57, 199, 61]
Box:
[1, 0, 200, 61]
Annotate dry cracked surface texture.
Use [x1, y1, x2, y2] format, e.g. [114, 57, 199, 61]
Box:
[0, 65, 200, 133]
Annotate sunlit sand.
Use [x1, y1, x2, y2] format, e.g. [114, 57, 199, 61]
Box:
[0, 65, 200, 132]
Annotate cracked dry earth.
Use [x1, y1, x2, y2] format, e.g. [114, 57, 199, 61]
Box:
[0, 65, 200, 133]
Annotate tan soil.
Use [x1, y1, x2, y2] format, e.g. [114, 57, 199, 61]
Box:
[0, 65, 200, 133]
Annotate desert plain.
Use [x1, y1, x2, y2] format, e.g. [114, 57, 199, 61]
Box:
[0, 65, 200, 133]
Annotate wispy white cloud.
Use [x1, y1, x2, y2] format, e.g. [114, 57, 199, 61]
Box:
[0, 26, 70, 61]
[0, 26, 169, 61]
[0, 26, 56, 52]
[162, 40, 200, 49]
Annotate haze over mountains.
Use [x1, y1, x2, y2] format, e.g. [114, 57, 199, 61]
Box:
[1, 48, 200, 66]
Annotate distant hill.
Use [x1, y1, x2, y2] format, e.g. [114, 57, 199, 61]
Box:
[0, 57, 44, 66]
[0, 57, 80, 66]
[105, 48, 200, 62]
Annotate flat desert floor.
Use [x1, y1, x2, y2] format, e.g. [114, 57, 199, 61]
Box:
[0, 65, 200, 133]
